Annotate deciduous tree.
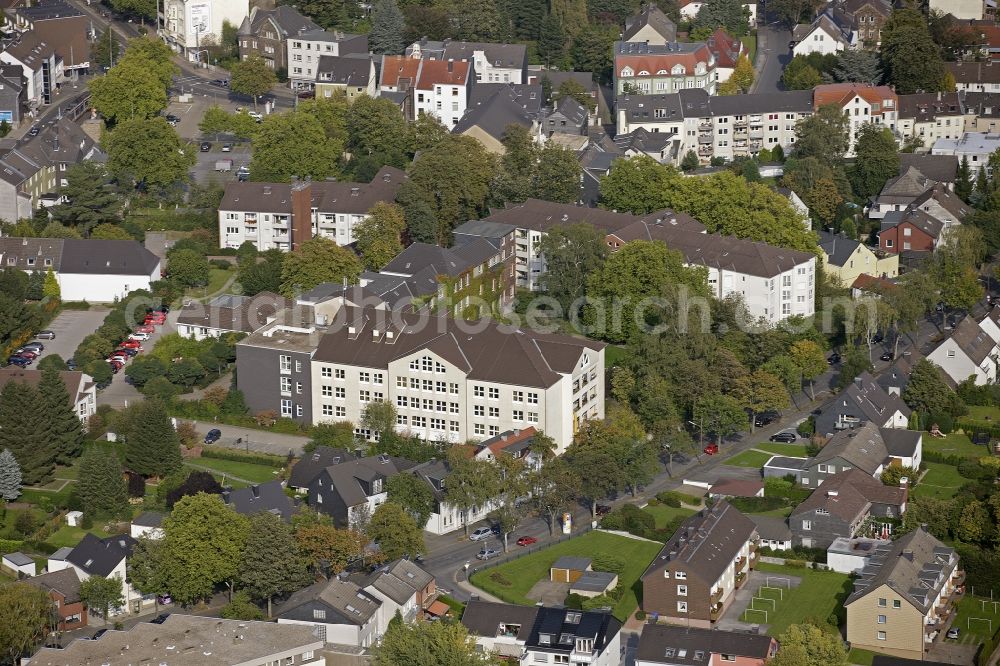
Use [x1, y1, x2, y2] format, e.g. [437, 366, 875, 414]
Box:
[279, 237, 362, 297]
[294, 518, 367, 574]
[790, 339, 828, 400]
[239, 512, 308, 616]
[80, 576, 125, 625]
[89, 57, 167, 123]
[250, 111, 340, 182]
[167, 248, 210, 287]
[731, 370, 789, 431]
[850, 123, 901, 199]
[881, 8, 947, 94]
[355, 202, 405, 270]
[367, 501, 424, 561]
[229, 54, 277, 110]
[530, 458, 580, 534]
[0, 583, 52, 663]
[769, 623, 848, 666]
[104, 118, 195, 194]
[538, 223, 608, 313]
[374, 618, 499, 666]
[794, 104, 850, 164]
[386, 473, 436, 528]
[691, 0, 750, 39]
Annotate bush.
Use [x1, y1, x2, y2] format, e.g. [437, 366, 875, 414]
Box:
[635, 610, 646, 621]
[600, 503, 656, 539]
[0, 538, 24, 553]
[209, 259, 233, 270]
[220, 590, 265, 620]
[924, 449, 966, 466]
[797, 417, 815, 437]
[728, 496, 787, 513]
[564, 593, 585, 609]
[785, 559, 806, 568]
[61, 301, 90, 310]
[958, 459, 991, 481]
[489, 571, 511, 586]
[200, 448, 286, 468]
[655, 493, 681, 507]
[656, 490, 700, 506]
[928, 412, 955, 434]
[81, 514, 94, 529]
[591, 554, 626, 575]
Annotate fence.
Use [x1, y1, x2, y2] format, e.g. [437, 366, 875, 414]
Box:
[758, 555, 830, 571]
[466, 524, 595, 580]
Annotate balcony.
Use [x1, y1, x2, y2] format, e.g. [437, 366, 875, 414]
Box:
[952, 570, 966, 587]
[749, 129, 764, 139]
[712, 587, 724, 603]
[735, 571, 747, 588]
[698, 146, 712, 156]
[699, 121, 712, 131]
[734, 119, 747, 128]
[710, 606, 722, 621]
[736, 557, 749, 571]
[698, 134, 713, 144]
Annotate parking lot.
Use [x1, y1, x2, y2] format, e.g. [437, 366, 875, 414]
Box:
[190, 144, 251, 187]
[97, 312, 177, 409]
[29, 308, 110, 366]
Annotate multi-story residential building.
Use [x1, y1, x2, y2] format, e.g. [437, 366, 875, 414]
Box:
[0, 367, 97, 423]
[814, 83, 898, 157]
[408, 458, 499, 534]
[792, 14, 851, 57]
[217, 166, 407, 250]
[896, 93, 964, 150]
[159, 0, 249, 62]
[47, 533, 153, 616]
[237, 6, 318, 72]
[868, 166, 939, 219]
[453, 84, 543, 154]
[932, 131, 1000, 173]
[845, 527, 963, 660]
[307, 454, 418, 527]
[878, 186, 967, 254]
[706, 27, 745, 83]
[814, 374, 912, 438]
[24, 568, 86, 632]
[818, 230, 898, 288]
[314, 54, 376, 101]
[641, 501, 757, 626]
[11, 2, 90, 81]
[461, 601, 622, 666]
[829, 0, 892, 47]
[926, 316, 999, 386]
[806, 421, 922, 488]
[948, 61, 1000, 93]
[790, 468, 908, 548]
[25, 614, 325, 665]
[0, 65, 26, 127]
[406, 39, 527, 84]
[623, 3, 677, 45]
[544, 95, 589, 137]
[176, 292, 290, 340]
[615, 89, 813, 164]
[235, 303, 605, 452]
[0, 237, 160, 302]
[379, 56, 471, 128]
[0, 32, 58, 105]
[286, 29, 368, 89]
[929, 0, 984, 20]
[961, 91, 1000, 132]
[635, 624, 778, 666]
[614, 41, 717, 98]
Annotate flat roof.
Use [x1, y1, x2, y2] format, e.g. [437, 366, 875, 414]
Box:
[763, 455, 810, 470]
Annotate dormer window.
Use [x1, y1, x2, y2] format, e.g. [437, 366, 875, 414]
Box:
[620, 67, 634, 77]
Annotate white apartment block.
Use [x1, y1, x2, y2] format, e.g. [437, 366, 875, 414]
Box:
[160, 0, 249, 60]
[931, 132, 1000, 175]
[896, 93, 964, 151]
[286, 29, 368, 89]
[380, 56, 472, 128]
[815, 83, 898, 158]
[217, 167, 406, 250]
[406, 39, 527, 84]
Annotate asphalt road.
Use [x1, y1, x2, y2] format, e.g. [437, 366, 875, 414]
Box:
[751, 16, 792, 93]
[97, 311, 177, 409]
[187, 419, 310, 456]
[25, 308, 109, 366]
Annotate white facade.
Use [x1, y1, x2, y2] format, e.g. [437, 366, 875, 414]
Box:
[897, 115, 965, 151]
[423, 499, 495, 536]
[980, 310, 1000, 345]
[278, 615, 378, 648]
[827, 538, 889, 574]
[160, 0, 249, 58]
[414, 80, 468, 129]
[129, 523, 165, 541]
[311, 347, 604, 454]
[840, 94, 898, 158]
[0, 49, 56, 104]
[929, 0, 983, 20]
[704, 256, 817, 325]
[474, 624, 621, 666]
[931, 133, 1000, 175]
[48, 556, 153, 616]
[57, 266, 160, 303]
[793, 26, 848, 57]
[927, 336, 998, 386]
[287, 32, 364, 87]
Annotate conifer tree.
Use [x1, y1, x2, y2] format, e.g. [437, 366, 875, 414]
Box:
[369, 0, 405, 55]
[78, 446, 129, 517]
[955, 156, 973, 203]
[38, 366, 84, 464]
[0, 382, 52, 484]
[124, 400, 182, 477]
[0, 448, 22, 501]
[42, 268, 60, 300]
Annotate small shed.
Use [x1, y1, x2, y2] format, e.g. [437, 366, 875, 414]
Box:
[570, 571, 618, 598]
[2, 552, 36, 577]
[550, 556, 592, 583]
[709, 479, 765, 499]
[65, 510, 83, 527]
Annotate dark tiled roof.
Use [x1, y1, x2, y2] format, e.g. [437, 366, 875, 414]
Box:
[380, 239, 499, 278]
[623, 3, 677, 43]
[176, 292, 291, 334]
[881, 429, 922, 459]
[66, 533, 136, 577]
[316, 55, 373, 86]
[454, 84, 539, 140]
[749, 514, 792, 542]
[461, 601, 621, 654]
[240, 6, 319, 38]
[131, 511, 164, 528]
[276, 576, 381, 625]
[222, 480, 295, 521]
[642, 501, 756, 584]
[940, 316, 998, 366]
[358, 558, 434, 604]
[817, 230, 863, 267]
[792, 467, 906, 523]
[315, 455, 418, 508]
[815, 420, 890, 473]
[453, 219, 517, 242]
[25, 567, 82, 603]
[898, 154, 958, 184]
[897, 92, 963, 122]
[636, 624, 775, 664]
[289, 446, 354, 488]
[219, 166, 406, 215]
[816, 373, 911, 438]
[948, 61, 1000, 85]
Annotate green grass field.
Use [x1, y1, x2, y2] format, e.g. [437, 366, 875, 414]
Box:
[748, 563, 853, 637]
[184, 458, 280, 484]
[924, 432, 988, 459]
[847, 648, 876, 665]
[742, 34, 757, 62]
[966, 406, 1000, 425]
[44, 524, 112, 549]
[469, 531, 661, 621]
[754, 442, 810, 457]
[954, 594, 1000, 646]
[912, 462, 965, 500]
[604, 345, 629, 367]
[643, 503, 697, 529]
[724, 450, 773, 468]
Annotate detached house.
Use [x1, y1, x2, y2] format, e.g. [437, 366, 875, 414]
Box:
[461, 600, 622, 666]
[800, 421, 922, 489]
[314, 54, 376, 101]
[24, 568, 86, 631]
[845, 527, 963, 660]
[354, 558, 436, 627]
[641, 501, 757, 626]
[47, 533, 152, 616]
[222, 480, 296, 521]
[869, 167, 938, 219]
[829, 0, 892, 47]
[792, 14, 851, 57]
[288, 445, 354, 491]
[308, 454, 418, 528]
[454, 84, 543, 154]
[926, 316, 999, 386]
[790, 468, 907, 548]
[635, 624, 777, 666]
[623, 3, 678, 46]
[276, 576, 382, 647]
[816, 230, 898, 289]
[814, 372, 912, 438]
[379, 55, 472, 129]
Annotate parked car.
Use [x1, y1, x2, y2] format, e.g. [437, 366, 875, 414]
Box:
[130, 332, 151, 341]
[476, 547, 501, 561]
[119, 339, 142, 349]
[28, 125, 39, 136]
[469, 526, 492, 541]
[237, 165, 250, 182]
[204, 428, 222, 444]
[516, 536, 537, 547]
[222, 143, 232, 152]
[770, 431, 797, 443]
[135, 325, 155, 334]
[212, 79, 229, 87]
[703, 442, 720, 455]
[21, 342, 43, 352]
[947, 628, 960, 640]
[200, 141, 211, 152]
[144, 315, 165, 324]
[880, 351, 894, 361]
[35, 330, 55, 339]
[156, 595, 172, 605]
[66, 358, 77, 370]
[754, 411, 779, 427]
[7, 356, 31, 367]
[15, 350, 39, 359]
[248, 111, 263, 122]
[165, 114, 180, 126]
[827, 352, 841, 365]
[108, 353, 128, 363]
[872, 333, 884, 344]
[116, 348, 139, 357]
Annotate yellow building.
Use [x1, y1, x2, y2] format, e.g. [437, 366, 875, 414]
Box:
[314, 56, 376, 102]
[818, 230, 898, 289]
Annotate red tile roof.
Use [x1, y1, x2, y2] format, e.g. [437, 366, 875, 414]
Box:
[380, 55, 420, 89]
[615, 43, 714, 77]
[416, 59, 471, 89]
[813, 83, 897, 110]
[706, 27, 743, 69]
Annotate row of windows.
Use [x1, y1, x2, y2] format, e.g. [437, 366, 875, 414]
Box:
[396, 415, 460, 431]
[397, 377, 461, 394]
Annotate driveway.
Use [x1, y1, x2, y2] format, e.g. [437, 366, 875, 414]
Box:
[186, 419, 310, 456]
[751, 21, 791, 94]
[97, 311, 178, 409]
[31, 308, 109, 365]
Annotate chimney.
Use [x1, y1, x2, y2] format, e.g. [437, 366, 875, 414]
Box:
[854, 376, 863, 389]
[827, 490, 839, 498]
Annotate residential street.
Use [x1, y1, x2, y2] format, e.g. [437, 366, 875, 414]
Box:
[750, 13, 791, 94]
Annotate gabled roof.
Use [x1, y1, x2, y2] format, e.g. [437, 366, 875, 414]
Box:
[814, 421, 893, 475]
[881, 207, 944, 240]
[910, 184, 969, 221]
[948, 61, 1000, 85]
[4, 31, 56, 68]
[614, 41, 715, 77]
[846, 526, 958, 613]
[881, 429, 922, 459]
[66, 533, 135, 577]
[316, 55, 373, 86]
[454, 85, 538, 140]
[706, 28, 743, 69]
[792, 467, 906, 523]
[131, 511, 164, 528]
[25, 567, 82, 603]
[441, 41, 527, 69]
[222, 480, 295, 522]
[313, 455, 418, 508]
[359, 558, 434, 604]
[477, 426, 538, 459]
[817, 230, 864, 267]
[613, 127, 675, 155]
[880, 166, 936, 198]
[276, 576, 381, 626]
[817, 372, 911, 437]
[897, 92, 963, 122]
[642, 501, 756, 584]
[938, 316, 998, 366]
[176, 292, 291, 334]
[461, 601, 621, 654]
[289, 446, 354, 488]
[813, 83, 897, 110]
[415, 59, 471, 90]
[793, 14, 850, 47]
[749, 514, 792, 542]
[898, 154, 958, 184]
[552, 95, 588, 126]
[623, 3, 678, 43]
[379, 55, 421, 89]
[380, 238, 499, 278]
[239, 6, 319, 38]
[636, 624, 775, 664]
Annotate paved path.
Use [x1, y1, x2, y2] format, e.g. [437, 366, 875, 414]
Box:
[185, 419, 310, 456]
[750, 16, 791, 94]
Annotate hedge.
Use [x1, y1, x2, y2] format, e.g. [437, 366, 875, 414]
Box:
[60, 301, 91, 310]
[0, 538, 25, 554]
[958, 421, 1000, 440]
[728, 496, 787, 514]
[923, 449, 968, 467]
[200, 447, 287, 468]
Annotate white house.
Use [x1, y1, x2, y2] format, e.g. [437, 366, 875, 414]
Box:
[276, 577, 382, 647]
[286, 29, 368, 89]
[792, 15, 850, 57]
[159, 0, 249, 62]
[129, 512, 165, 541]
[359, 559, 434, 629]
[406, 39, 527, 84]
[1, 552, 36, 577]
[927, 316, 999, 386]
[980, 307, 1000, 344]
[409, 459, 500, 535]
[175, 292, 290, 340]
[932, 132, 1000, 175]
[47, 534, 153, 616]
[0, 367, 97, 423]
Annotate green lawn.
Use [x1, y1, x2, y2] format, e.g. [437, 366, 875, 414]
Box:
[724, 450, 773, 468]
[848, 648, 876, 665]
[184, 458, 280, 484]
[924, 432, 988, 459]
[749, 563, 853, 637]
[966, 406, 1000, 425]
[0, 507, 47, 540]
[912, 462, 965, 500]
[185, 268, 233, 301]
[754, 442, 810, 457]
[953, 594, 1000, 646]
[745, 506, 793, 518]
[604, 345, 629, 367]
[44, 524, 110, 549]
[643, 503, 698, 529]
[469, 531, 662, 621]
[742, 34, 757, 63]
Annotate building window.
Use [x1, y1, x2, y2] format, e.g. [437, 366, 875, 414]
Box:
[336, 406, 346, 417]
[360, 372, 370, 383]
[474, 405, 485, 417]
[489, 406, 499, 419]
[877, 631, 886, 641]
[321, 367, 332, 378]
[321, 385, 332, 397]
[677, 601, 688, 613]
[280, 399, 292, 417]
[313, 609, 326, 620]
[527, 392, 538, 404]
[322, 405, 333, 416]
[877, 615, 886, 624]
[474, 423, 485, 435]
[513, 390, 523, 403]
[336, 387, 345, 399]
[280, 377, 291, 395]
[474, 385, 485, 398]
[489, 425, 499, 436]
[802, 520, 811, 531]
[513, 410, 524, 421]
[677, 585, 687, 596]
[335, 369, 345, 380]
[279, 355, 292, 373]
[893, 600, 901, 609]
[528, 412, 538, 423]
[878, 598, 887, 607]
[488, 387, 499, 400]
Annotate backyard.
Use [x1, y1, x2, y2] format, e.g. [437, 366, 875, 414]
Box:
[724, 450, 774, 468]
[912, 463, 965, 500]
[469, 531, 662, 621]
[966, 406, 1000, 425]
[642, 503, 698, 529]
[183, 457, 282, 485]
[953, 593, 1000, 647]
[754, 442, 810, 457]
[745, 562, 853, 637]
[924, 432, 989, 459]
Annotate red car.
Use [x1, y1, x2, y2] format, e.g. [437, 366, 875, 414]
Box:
[16, 350, 38, 359]
[516, 536, 538, 547]
[119, 340, 142, 349]
[144, 316, 165, 325]
[703, 443, 720, 455]
[135, 325, 154, 334]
